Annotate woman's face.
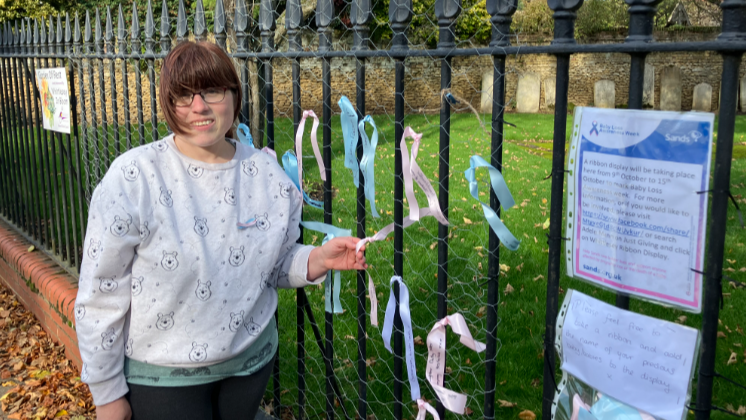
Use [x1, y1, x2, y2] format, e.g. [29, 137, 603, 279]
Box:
[173, 88, 235, 150]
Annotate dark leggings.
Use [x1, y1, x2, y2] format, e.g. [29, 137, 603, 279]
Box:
[126, 359, 273, 420]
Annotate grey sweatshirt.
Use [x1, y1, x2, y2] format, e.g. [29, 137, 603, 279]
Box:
[74, 135, 322, 406]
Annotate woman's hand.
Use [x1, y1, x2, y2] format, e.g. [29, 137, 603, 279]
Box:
[307, 237, 367, 280]
[95, 397, 132, 420]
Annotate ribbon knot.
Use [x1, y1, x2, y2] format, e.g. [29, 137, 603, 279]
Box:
[338, 96, 380, 218]
[416, 399, 440, 420]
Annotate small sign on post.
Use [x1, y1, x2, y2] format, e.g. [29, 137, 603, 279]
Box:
[565, 107, 714, 313]
[556, 290, 699, 420]
[35, 67, 71, 134]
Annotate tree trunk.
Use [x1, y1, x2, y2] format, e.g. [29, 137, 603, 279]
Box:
[273, 0, 316, 48]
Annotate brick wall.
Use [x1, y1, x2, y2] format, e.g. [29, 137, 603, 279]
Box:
[0, 219, 81, 369]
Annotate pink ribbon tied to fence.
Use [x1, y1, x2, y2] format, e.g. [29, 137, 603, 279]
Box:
[425, 313, 486, 415]
[295, 110, 326, 195]
[355, 127, 449, 254]
[416, 399, 440, 420]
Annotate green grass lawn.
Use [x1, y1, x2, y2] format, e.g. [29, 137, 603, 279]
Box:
[259, 112, 746, 420]
[2, 112, 744, 419]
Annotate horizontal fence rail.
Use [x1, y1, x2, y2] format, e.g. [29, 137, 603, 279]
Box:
[0, 0, 743, 419]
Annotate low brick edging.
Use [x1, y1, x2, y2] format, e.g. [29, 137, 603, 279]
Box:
[0, 219, 82, 370]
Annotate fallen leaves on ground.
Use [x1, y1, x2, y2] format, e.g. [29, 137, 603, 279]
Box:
[519, 410, 537, 420]
[0, 284, 94, 419]
[498, 399, 517, 408]
[504, 284, 515, 295]
[727, 352, 737, 365]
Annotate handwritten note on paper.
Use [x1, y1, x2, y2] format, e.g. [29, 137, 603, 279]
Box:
[558, 290, 699, 420]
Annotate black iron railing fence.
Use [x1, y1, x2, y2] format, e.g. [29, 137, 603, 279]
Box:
[0, 0, 743, 419]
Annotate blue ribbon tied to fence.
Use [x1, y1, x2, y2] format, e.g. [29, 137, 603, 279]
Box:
[338, 96, 380, 218]
[282, 151, 324, 210]
[464, 155, 520, 251]
[237, 123, 254, 147]
[339, 96, 360, 187]
[382, 276, 421, 401]
[299, 221, 350, 314]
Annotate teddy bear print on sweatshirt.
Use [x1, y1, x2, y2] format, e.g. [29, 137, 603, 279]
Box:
[229, 246, 245, 267]
[110, 215, 132, 237]
[156, 312, 175, 330]
[195, 280, 212, 301]
[87, 239, 102, 260]
[194, 217, 209, 237]
[242, 160, 258, 177]
[189, 342, 208, 362]
[161, 251, 179, 271]
[101, 328, 118, 350]
[229, 310, 244, 332]
[187, 164, 204, 179]
[121, 161, 140, 182]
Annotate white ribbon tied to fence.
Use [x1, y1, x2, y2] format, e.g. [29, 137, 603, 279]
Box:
[355, 127, 449, 254]
[382, 276, 421, 401]
[425, 312, 486, 415]
[295, 110, 326, 191]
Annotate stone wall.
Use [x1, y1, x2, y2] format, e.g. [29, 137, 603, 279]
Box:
[34, 36, 743, 129]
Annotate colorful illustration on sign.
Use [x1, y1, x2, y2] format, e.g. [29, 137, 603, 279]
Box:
[35, 67, 70, 134]
[40, 78, 56, 128]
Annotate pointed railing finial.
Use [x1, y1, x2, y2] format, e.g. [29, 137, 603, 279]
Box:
[40, 16, 47, 53]
[105, 6, 114, 54]
[117, 4, 126, 53]
[131, 1, 141, 54]
[194, 0, 206, 41]
[176, 0, 187, 42]
[47, 16, 54, 51]
[234, 0, 248, 52]
[74, 13, 81, 50]
[214, 0, 226, 49]
[160, 0, 171, 52]
[19, 19, 25, 52]
[57, 14, 63, 53]
[389, 0, 412, 50]
[34, 18, 40, 53]
[26, 18, 32, 49]
[65, 13, 72, 46]
[84, 11, 92, 54]
[145, 0, 155, 54]
[95, 8, 104, 54]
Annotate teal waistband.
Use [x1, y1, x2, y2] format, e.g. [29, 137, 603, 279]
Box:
[124, 321, 278, 387]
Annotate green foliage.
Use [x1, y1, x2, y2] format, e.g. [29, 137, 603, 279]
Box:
[0, 0, 66, 22]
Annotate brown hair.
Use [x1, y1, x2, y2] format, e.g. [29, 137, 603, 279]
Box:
[159, 41, 242, 138]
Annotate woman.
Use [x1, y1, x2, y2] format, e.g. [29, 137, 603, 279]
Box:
[74, 41, 366, 420]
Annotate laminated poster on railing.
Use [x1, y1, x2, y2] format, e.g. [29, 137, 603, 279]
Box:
[552, 289, 700, 420]
[565, 107, 714, 313]
[35, 67, 71, 134]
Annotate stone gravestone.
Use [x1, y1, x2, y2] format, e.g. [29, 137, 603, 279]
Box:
[740, 76, 746, 111]
[516, 72, 541, 113]
[481, 70, 494, 114]
[660, 67, 682, 111]
[692, 83, 712, 112]
[594, 80, 616, 108]
[643, 64, 655, 108]
[544, 78, 556, 109]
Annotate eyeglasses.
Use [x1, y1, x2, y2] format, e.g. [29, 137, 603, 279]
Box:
[173, 87, 228, 107]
